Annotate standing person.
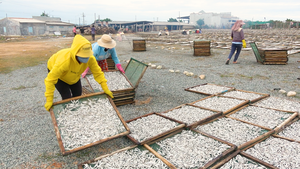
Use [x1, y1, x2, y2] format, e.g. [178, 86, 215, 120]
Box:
[81, 34, 125, 78]
[225, 20, 246, 64]
[73, 26, 77, 36]
[91, 25, 96, 41]
[44, 34, 113, 111]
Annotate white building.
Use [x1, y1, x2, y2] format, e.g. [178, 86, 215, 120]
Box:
[182, 10, 239, 29]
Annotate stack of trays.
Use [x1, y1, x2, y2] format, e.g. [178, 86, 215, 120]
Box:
[82, 58, 148, 106]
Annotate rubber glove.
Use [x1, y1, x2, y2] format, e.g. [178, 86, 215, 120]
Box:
[82, 67, 89, 78]
[44, 96, 53, 111]
[116, 63, 125, 74]
[242, 40, 246, 48]
[100, 82, 114, 98]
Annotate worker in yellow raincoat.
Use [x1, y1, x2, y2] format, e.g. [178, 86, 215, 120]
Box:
[44, 34, 113, 111]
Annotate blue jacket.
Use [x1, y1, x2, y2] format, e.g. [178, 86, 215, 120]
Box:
[92, 42, 120, 64]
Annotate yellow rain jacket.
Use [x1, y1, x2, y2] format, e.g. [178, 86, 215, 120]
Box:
[44, 35, 107, 103]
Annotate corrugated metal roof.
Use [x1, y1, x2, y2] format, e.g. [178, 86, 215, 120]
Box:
[7, 17, 45, 23]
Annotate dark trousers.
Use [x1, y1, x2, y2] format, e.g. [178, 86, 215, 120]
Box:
[92, 34, 95, 41]
[228, 43, 242, 62]
[48, 69, 82, 100]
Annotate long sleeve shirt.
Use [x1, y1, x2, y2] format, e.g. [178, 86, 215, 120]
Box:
[231, 28, 244, 43]
[91, 42, 120, 65]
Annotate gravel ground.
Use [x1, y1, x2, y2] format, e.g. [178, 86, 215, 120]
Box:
[1, 33, 300, 168]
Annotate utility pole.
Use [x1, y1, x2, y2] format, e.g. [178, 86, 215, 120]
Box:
[82, 13, 85, 26]
[179, 11, 180, 31]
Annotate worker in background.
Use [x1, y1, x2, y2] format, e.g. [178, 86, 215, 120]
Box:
[91, 25, 96, 41]
[81, 34, 125, 78]
[165, 30, 169, 36]
[44, 34, 113, 111]
[225, 20, 246, 64]
[72, 26, 77, 36]
[158, 30, 162, 36]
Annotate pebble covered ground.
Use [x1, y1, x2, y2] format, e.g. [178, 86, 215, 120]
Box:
[1, 31, 300, 168]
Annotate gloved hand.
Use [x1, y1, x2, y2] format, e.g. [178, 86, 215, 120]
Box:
[242, 40, 246, 48]
[44, 96, 53, 111]
[101, 82, 114, 98]
[82, 67, 89, 78]
[116, 63, 125, 74]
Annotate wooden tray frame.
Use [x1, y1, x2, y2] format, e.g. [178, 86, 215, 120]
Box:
[158, 103, 223, 129]
[218, 89, 270, 103]
[241, 135, 300, 168]
[144, 129, 237, 169]
[193, 116, 275, 151]
[251, 96, 300, 112]
[125, 112, 186, 145]
[50, 92, 130, 155]
[77, 144, 176, 169]
[184, 83, 235, 96]
[82, 70, 136, 106]
[190, 95, 250, 115]
[226, 105, 298, 131]
[209, 150, 279, 169]
[273, 116, 300, 142]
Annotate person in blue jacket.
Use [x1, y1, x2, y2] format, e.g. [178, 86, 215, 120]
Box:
[82, 34, 124, 77]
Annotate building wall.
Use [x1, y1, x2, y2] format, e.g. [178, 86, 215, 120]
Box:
[189, 12, 239, 28]
[46, 25, 74, 35]
[20, 23, 46, 35]
[0, 18, 21, 35]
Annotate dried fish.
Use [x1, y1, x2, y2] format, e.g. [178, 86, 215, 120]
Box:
[229, 106, 292, 129]
[155, 130, 230, 168]
[195, 117, 267, 146]
[127, 114, 178, 142]
[84, 147, 168, 169]
[86, 71, 132, 92]
[56, 97, 126, 150]
[159, 105, 217, 125]
[245, 136, 300, 168]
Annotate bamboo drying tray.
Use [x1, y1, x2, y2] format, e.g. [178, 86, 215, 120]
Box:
[242, 135, 300, 168]
[226, 105, 298, 131]
[158, 103, 222, 129]
[218, 89, 270, 103]
[82, 70, 136, 106]
[190, 95, 250, 115]
[210, 150, 279, 169]
[193, 116, 275, 151]
[77, 144, 176, 169]
[273, 116, 300, 143]
[50, 92, 130, 155]
[144, 129, 237, 169]
[185, 83, 235, 96]
[125, 112, 186, 145]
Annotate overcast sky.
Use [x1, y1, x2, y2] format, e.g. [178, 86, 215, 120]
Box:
[0, 0, 299, 25]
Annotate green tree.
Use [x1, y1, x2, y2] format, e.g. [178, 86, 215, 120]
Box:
[196, 19, 204, 28]
[40, 11, 49, 17]
[102, 18, 112, 22]
[167, 18, 178, 22]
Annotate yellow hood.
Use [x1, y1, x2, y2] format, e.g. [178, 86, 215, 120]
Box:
[44, 35, 107, 101]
